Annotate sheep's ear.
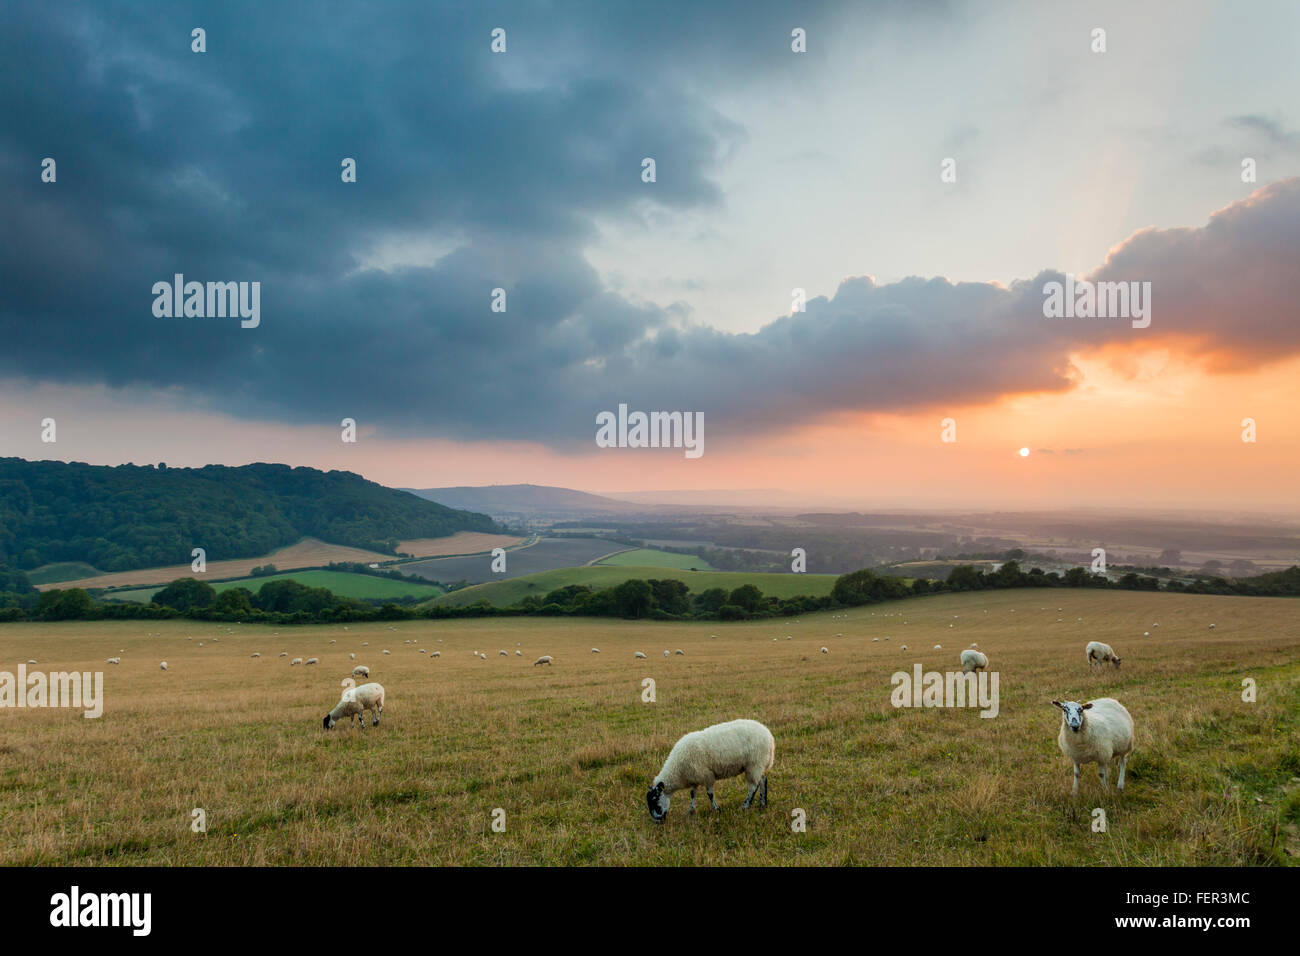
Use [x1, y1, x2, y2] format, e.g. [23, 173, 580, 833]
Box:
[1082, 702, 1093, 710]
[1051, 700, 1063, 709]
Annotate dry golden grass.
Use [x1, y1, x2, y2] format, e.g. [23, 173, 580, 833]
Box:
[395, 533, 523, 558]
[1, 589, 1297, 865]
[38, 532, 523, 592]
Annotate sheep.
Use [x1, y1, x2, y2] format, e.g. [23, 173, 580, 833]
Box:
[1085, 641, 1121, 672]
[1052, 697, 1134, 795]
[251, 653, 261, 658]
[820, 647, 828, 654]
[329, 639, 337, 644]
[674, 649, 684, 656]
[498, 650, 507, 656]
[106, 657, 121, 665]
[323, 681, 386, 730]
[515, 650, 521, 656]
[159, 661, 168, 671]
[969, 642, 979, 649]
[1209, 623, 1216, 630]
[900, 644, 908, 651]
[419, 649, 426, 654]
[871, 637, 879, 643]
[646, 718, 775, 822]
[305, 657, 319, 666]
[352, 665, 369, 678]
[279, 652, 287, 658]
[381, 650, 390, 655]
[933, 644, 942, 650]
[960, 649, 988, 674]
[591, 648, 600, 654]
[26, 659, 37, 665]
[349, 653, 355, 660]
[290, 657, 303, 666]
[634, 651, 647, 659]
[664, 650, 670, 657]
[534, 655, 553, 666]
[432, 651, 441, 658]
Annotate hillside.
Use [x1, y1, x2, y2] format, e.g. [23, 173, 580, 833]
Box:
[0, 458, 497, 572]
[405, 483, 634, 515]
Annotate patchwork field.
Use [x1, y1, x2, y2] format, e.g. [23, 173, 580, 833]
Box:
[39, 532, 523, 593]
[402, 536, 626, 587]
[432, 565, 839, 608]
[595, 548, 716, 570]
[2, 589, 1297, 866]
[102, 570, 445, 604]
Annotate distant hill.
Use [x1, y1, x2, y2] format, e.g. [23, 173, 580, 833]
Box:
[0, 458, 497, 572]
[405, 483, 635, 515]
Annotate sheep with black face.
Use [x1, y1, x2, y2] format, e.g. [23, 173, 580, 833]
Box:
[323, 681, 385, 730]
[1052, 697, 1134, 795]
[646, 719, 775, 823]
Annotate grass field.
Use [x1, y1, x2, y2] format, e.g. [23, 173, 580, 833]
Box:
[101, 570, 444, 604]
[39, 533, 524, 593]
[596, 548, 715, 570]
[433, 565, 837, 608]
[2, 589, 1297, 866]
[26, 562, 103, 585]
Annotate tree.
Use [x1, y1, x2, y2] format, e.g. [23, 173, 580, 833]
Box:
[611, 579, 653, 618]
[153, 577, 216, 611]
[212, 587, 255, 615]
[694, 587, 728, 613]
[728, 584, 764, 612]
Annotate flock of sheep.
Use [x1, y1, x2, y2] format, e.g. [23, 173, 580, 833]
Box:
[77, 603, 1215, 824]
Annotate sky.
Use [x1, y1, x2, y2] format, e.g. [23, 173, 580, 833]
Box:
[1, 0, 1298, 512]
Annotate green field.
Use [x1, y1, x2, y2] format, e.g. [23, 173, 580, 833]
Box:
[103, 570, 444, 603]
[596, 548, 715, 570]
[26, 562, 103, 585]
[2, 589, 1297, 865]
[433, 565, 835, 608]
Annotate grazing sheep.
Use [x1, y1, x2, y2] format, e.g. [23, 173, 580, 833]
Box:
[591, 648, 600, 654]
[431, 651, 441, 658]
[1085, 641, 1121, 672]
[279, 652, 287, 658]
[198, 643, 204, 648]
[1053, 698, 1134, 795]
[1209, 623, 1216, 630]
[349, 653, 355, 660]
[251, 653, 261, 658]
[969, 642, 979, 648]
[499, 650, 507, 656]
[382, 650, 390, 655]
[664, 650, 670, 657]
[362, 642, 368, 646]
[674, 649, 684, 656]
[960, 649, 989, 673]
[330, 639, 337, 644]
[515, 650, 521, 656]
[933, 644, 942, 650]
[26, 659, 37, 665]
[820, 647, 828, 654]
[634, 651, 647, 659]
[159, 662, 168, 671]
[646, 718, 775, 822]
[323, 681, 386, 730]
[290, 657, 303, 666]
[352, 665, 369, 677]
[872, 637, 879, 643]
[106, 657, 120, 665]
[305, 657, 319, 666]
[419, 649, 426, 654]
[534, 655, 553, 667]
[901, 644, 908, 651]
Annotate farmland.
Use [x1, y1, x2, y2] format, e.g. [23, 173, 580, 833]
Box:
[595, 548, 716, 570]
[402, 536, 626, 587]
[102, 570, 445, 604]
[432, 565, 838, 608]
[3, 589, 1296, 866]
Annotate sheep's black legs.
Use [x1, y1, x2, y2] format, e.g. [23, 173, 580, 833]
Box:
[743, 781, 759, 808]
[761, 775, 768, 808]
[689, 787, 697, 814]
[707, 787, 718, 810]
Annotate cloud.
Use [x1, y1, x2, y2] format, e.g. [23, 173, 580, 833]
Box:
[2, 3, 1298, 452]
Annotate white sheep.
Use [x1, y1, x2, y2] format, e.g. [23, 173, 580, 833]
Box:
[498, 650, 507, 656]
[969, 642, 979, 648]
[1085, 641, 1121, 672]
[820, 646, 828, 654]
[1052, 697, 1134, 795]
[960, 649, 988, 673]
[515, 650, 521, 656]
[432, 650, 442, 657]
[290, 657, 303, 666]
[663, 650, 669, 657]
[933, 644, 942, 650]
[279, 652, 287, 657]
[159, 661, 168, 671]
[534, 655, 553, 666]
[634, 651, 647, 659]
[381, 649, 390, 655]
[647, 719, 775, 821]
[901, 644, 908, 651]
[352, 665, 369, 677]
[251, 653, 261, 658]
[674, 649, 684, 656]
[349, 653, 355, 660]
[106, 657, 121, 665]
[305, 657, 319, 666]
[871, 637, 879, 643]
[323, 681, 386, 730]
[591, 648, 600, 654]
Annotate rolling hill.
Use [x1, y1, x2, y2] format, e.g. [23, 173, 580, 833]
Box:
[405, 483, 635, 515]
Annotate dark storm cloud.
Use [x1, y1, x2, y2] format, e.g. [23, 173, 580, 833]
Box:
[1, 2, 1297, 451]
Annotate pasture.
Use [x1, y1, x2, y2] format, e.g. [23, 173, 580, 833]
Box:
[101, 569, 445, 604]
[596, 548, 716, 570]
[1, 589, 1297, 865]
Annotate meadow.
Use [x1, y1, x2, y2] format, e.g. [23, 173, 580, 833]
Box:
[101, 569, 445, 604]
[595, 548, 716, 570]
[1, 589, 1297, 866]
[432, 565, 839, 608]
